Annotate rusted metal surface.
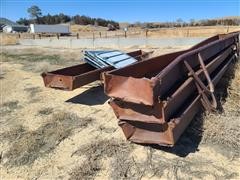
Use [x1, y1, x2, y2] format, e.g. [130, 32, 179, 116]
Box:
[103, 32, 239, 146]
[109, 45, 235, 124]
[104, 33, 239, 105]
[118, 53, 237, 146]
[42, 50, 151, 90]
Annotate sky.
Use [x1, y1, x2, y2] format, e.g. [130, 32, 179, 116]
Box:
[1, 0, 240, 23]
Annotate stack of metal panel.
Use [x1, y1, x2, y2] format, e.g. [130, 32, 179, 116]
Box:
[84, 50, 138, 69]
[103, 32, 239, 146]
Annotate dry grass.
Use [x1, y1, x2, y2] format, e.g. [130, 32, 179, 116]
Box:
[147, 26, 240, 37]
[0, 52, 64, 73]
[0, 68, 8, 79]
[70, 138, 238, 179]
[71, 24, 107, 33]
[186, 60, 240, 157]
[200, 61, 240, 154]
[1, 111, 94, 167]
[70, 25, 240, 38]
[24, 87, 42, 97]
[70, 139, 134, 179]
[38, 107, 53, 116]
[146, 149, 238, 179]
[0, 33, 18, 45]
[0, 100, 21, 116]
[33, 61, 52, 72]
[1, 52, 63, 64]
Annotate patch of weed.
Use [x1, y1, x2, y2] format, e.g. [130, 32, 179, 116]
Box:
[24, 87, 42, 97]
[70, 139, 135, 179]
[38, 107, 53, 115]
[0, 73, 5, 79]
[0, 125, 25, 142]
[1, 52, 63, 65]
[0, 100, 21, 116]
[3, 112, 94, 167]
[98, 125, 117, 133]
[70, 157, 101, 180]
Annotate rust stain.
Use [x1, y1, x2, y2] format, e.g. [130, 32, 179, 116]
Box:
[104, 32, 239, 146]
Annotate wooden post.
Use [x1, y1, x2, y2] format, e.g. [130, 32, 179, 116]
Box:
[33, 34, 35, 39]
[77, 33, 79, 39]
[99, 32, 101, 38]
[124, 31, 127, 38]
[57, 34, 60, 39]
[145, 29, 148, 37]
[18, 33, 21, 39]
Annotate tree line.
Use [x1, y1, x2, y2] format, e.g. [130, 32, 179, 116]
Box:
[17, 5, 239, 29]
[17, 5, 119, 29]
[129, 18, 240, 29]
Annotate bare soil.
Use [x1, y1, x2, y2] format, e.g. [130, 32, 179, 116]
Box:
[0, 45, 239, 179]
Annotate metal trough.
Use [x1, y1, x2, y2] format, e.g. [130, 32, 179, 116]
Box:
[104, 33, 239, 106]
[103, 32, 239, 146]
[42, 50, 151, 90]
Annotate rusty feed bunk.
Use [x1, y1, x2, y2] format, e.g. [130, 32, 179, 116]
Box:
[41, 50, 151, 90]
[103, 32, 239, 146]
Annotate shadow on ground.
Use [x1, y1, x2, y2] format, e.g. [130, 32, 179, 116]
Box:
[144, 59, 239, 157]
[141, 111, 203, 157]
[66, 86, 109, 105]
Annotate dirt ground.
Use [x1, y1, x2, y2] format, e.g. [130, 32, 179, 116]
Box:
[0, 44, 240, 179]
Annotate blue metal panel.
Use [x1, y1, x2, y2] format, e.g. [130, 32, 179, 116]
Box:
[84, 50, 137, 69]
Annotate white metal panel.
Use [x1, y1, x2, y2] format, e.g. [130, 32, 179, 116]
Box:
[30, 24, 35, 33]
[3, 25, 12, 33]
[30, 24, 70, 34]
